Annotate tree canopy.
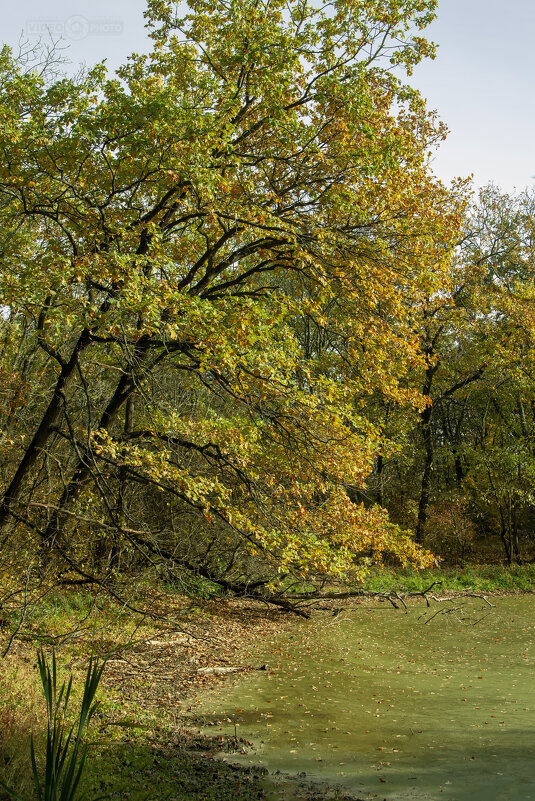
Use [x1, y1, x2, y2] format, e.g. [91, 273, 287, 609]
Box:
[0, 0, 469, 606]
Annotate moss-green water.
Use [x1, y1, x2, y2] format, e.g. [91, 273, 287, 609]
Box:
[191, 596, 535, 800]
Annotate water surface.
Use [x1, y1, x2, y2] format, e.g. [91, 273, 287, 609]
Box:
[193, 596, 535, 800]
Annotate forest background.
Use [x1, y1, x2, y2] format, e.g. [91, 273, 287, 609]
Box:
[1, 0, 535, 625]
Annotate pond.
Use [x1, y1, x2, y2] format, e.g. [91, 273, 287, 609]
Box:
[192, 595, 535, 800]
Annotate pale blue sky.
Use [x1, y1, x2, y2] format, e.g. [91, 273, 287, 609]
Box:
[412, 0, 535, 193]
[3, 1, 534, 193]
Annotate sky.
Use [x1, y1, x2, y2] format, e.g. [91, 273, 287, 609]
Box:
[411, 0, 535, 193]
[2, 0, 534, 194]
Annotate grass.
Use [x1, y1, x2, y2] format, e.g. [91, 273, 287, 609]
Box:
[0, 588, 285, 801]
[0, 657, 40, 801]
[360, 563, 535, 593]
[29, 650, 106, 801]
[0, 590, 163, 801]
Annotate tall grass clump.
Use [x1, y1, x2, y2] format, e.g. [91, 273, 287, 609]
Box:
[1, 649, 106, 801]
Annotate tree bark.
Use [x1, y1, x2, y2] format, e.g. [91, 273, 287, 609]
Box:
[415, 402, 434, 545]
[39, 370, 138, 550]
[0, 329, 91, 538]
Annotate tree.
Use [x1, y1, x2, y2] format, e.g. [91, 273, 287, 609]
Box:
[0, 0, 464, 608]
[366, 186, 535, 563]
[453, 187, 535, 563]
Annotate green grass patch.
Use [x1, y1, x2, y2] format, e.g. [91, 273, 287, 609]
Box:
[0, 588, 274, 801]
[361, 564, 535, 593]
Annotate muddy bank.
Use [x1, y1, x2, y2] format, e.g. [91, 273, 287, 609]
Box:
[99, 596, 366, 799]
[142, 728, 365, 801]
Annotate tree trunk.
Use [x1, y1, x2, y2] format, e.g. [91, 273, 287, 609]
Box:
[39, 370, 138, 551]
[376, 453, 385, 507]
[415, 402, 434, 545]
[0, 329, 91, 538]
[415, 345, 439, 546]
[499, 506, 512, 565]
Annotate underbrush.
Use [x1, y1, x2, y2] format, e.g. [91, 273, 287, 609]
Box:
[0, 655, 40, 800]
[0, 589, 188, 800]
[0, 587, 284, 801]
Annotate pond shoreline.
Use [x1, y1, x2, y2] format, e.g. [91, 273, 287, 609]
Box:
[2, 581, 534, 799]
[175, 588, 535, 801]
[103, 595, 369, 800]
[165, 731, 367, 801]
[172, 596, 368, 800]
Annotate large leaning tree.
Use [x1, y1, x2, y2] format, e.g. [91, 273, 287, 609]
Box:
[0, 0, 465, 608]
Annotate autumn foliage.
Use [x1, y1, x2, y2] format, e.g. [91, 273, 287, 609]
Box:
[0, 0, 468, 603]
